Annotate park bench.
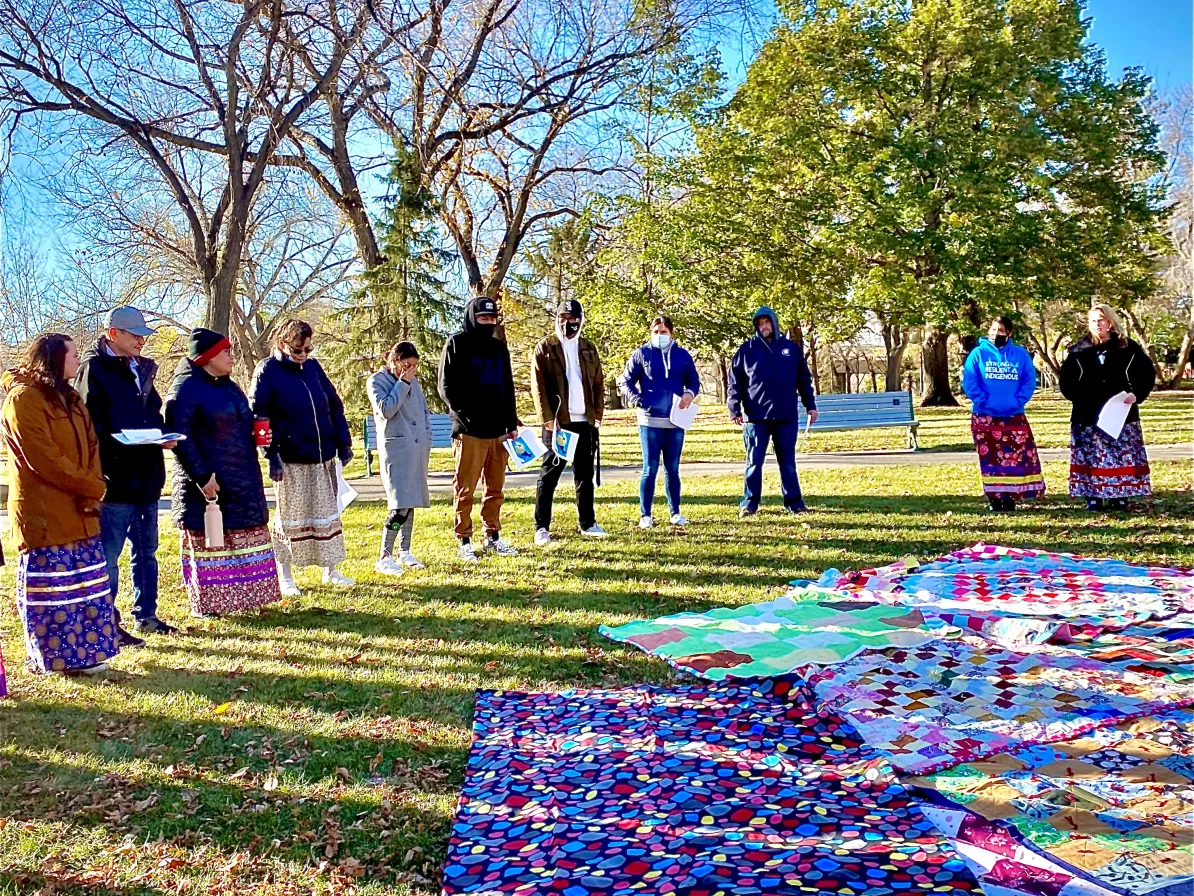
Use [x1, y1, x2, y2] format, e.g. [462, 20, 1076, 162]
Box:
[362, 413, 454, 475]
[796, 390, 921, 450]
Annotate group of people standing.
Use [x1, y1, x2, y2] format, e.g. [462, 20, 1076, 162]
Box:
[0, 297, 1163, 678]
[0, 312, 357, 675]
[962, 304, 1155, 512]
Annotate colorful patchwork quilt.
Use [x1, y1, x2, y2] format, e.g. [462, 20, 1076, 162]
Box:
[805, 637, 1194, 775]
[829, 544, 1194, 635]
[910, 708, 1194, 896]
[443, 678, 983, 896]
[599, 591, 952, 680]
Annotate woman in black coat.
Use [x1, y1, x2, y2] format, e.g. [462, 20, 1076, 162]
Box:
[1059, 304, 1155, 511]
[164, 329, 280, 616]
[249, 319, 354, 594]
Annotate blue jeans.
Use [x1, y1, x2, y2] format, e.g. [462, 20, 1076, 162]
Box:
[100, 501, 160, 621]
[742, 420, 805, 512]
[639, 426, 685, 517]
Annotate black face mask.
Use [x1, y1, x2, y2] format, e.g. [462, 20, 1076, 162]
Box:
[474, 322, 496, 338]
[993, 334, 1009, 348]
[562, 321, 581, 339]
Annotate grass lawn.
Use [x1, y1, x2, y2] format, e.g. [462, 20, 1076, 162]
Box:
[0, 457, 1191, 895]
[341, 390, 1192, 478]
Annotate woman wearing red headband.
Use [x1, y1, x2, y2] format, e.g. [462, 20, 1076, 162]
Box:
[163, 328, 281, 616]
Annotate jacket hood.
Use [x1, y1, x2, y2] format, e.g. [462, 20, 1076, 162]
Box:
[2, 365, 72, 397]
[462, 296, 500, 335]
[752, 306, 781, 340]
[555, 315, 585, 343]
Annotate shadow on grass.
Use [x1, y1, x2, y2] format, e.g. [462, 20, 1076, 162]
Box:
[0, 869, 156, 896]
[0, 702, 461, 882]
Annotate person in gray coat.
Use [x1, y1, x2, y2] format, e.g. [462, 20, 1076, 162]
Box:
[367, 342, 433, 574]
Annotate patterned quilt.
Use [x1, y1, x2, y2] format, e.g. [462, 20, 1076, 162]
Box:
[599, 591, 952, 680]
[909, 708, 1194, 896]
[805, 637, 1194, 775]
[829, 544, 1194, 637]
[443, 678, 984, 896]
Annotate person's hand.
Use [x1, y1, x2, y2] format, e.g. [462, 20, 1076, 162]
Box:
[506, 430, 519, 442]
[731, 415, 743, 427]
[269, 458, 284, 482]
[160, 439, 179, 450]
[200, 474, 220, 500]
[808, 409, 820, 424]
[339, 447, 354, 466]
[678, 393, 694, 410]
[543, 419, 556, 432]
[1123, 393, 1137, 405]
[78, 498, 102, 516]
[400, 365, 417, 383]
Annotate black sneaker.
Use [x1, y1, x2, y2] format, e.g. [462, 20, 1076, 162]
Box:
[1107, 498, 1128, 512]
[786, 504, 809, 514]
[1085, 498, 1104, 512]
[116, 624, 146, 648]
[134, 616, 179, 636]
[739, 507, 757, 519]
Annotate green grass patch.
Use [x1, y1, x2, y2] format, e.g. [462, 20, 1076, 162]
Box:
[1, 457, 1192, 894]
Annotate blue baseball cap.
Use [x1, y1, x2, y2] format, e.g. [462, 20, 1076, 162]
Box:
[105, 306, 156, 337]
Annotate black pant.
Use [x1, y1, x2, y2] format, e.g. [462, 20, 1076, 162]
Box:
[535, 422, 596, 531]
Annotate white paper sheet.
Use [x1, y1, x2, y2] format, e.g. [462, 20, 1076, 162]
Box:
[335, 460, 358, 513]
[113, 429, 186, 446]
[669, 394, 699, 430]
[551, 426, 579, 463]
[503, 427, 548, 470]
[1096, 391, 1132, 440]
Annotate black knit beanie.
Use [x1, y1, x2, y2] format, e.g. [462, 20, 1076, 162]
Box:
[189, 328, 231, 365]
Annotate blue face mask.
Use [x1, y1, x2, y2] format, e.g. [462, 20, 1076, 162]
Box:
[650, 333, 672, 350]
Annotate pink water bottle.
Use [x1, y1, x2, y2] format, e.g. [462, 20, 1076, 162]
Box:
[204, 498, 224, 549]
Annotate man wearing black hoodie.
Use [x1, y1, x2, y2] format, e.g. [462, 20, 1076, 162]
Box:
[438, 296, 521, 563]
[75, 307, 178, 638]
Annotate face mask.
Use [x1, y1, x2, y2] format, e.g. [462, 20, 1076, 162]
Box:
[993, 334, 1008, 348]
[650, 333, 672, 350]
[562, 321, 580, 339]
[474, 322, 496, 338]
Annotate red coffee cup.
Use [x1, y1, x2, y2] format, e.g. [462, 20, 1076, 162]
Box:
[253, 417, 271, 447]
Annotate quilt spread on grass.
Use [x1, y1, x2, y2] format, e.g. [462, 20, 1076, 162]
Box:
[598, 591, 951, 681]
[805, 637, 1194, 776]
[443, 677, 983, 896]
[828, 544, 1194, 636]
[909, 708, 1194, 896]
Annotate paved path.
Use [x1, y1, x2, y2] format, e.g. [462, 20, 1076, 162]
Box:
[4, 444, 1186, 518]
[347, 442, 1193, 502]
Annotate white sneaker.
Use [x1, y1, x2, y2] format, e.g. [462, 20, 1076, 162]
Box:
[534, 528, 552, 547]
[639, 516, 655, 529]
[670, 513, 689, 527]
[398, 551, 425, 569]
[580, 524, 609, 538]
[278, 577, 302, 597]
[458, 541, 480, 563]
[486, 536, 519, 557]
[374, 556, 404, 577]
[322, 568, 355, 587]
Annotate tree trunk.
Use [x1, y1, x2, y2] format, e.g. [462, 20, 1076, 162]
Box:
[204, 266, 237, 335]
[808, 333, 821, 395]
[716, 353, 729, 403]
[1164, 320, 1194, 388]
[920, 326, 958, 406]
[1123, 308, 1167, 384]
[883, 335, 909, 392]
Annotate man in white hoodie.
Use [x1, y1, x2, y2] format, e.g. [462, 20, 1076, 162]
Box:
[530, 299, 606, 545]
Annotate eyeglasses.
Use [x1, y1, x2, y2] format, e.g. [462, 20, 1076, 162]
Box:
[289, 344, 313, 357]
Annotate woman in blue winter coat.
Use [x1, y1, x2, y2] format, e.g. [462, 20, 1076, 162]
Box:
[619, 315, 700, 528]
[961, 316, 1045, 511]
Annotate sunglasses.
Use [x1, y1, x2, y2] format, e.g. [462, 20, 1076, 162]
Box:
[289, 344, 313, 357]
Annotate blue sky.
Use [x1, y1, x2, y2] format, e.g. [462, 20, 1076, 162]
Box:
[1085, 0, 1192, 89]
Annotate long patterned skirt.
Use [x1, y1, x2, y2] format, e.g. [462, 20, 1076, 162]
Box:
[17, 535, 120, 673]
[271, 460, 346, 569]
[1069, 420, 1151, 498]
[181, 525, 281, 616]
[970, 413, 1046, 500]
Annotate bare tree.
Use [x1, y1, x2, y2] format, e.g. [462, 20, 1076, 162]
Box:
[0, 0, 372, 332]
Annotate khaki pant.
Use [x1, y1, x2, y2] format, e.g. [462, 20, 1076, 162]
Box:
[452, 435, 507, 540]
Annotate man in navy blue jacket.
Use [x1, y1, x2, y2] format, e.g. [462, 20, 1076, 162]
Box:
[727, 307, 819, 516]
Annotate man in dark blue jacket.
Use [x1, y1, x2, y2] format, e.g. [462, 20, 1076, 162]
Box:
[75, 307, 177, 638]
[727, 307, 819, 516]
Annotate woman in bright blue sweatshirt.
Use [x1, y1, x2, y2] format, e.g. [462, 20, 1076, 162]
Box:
[961, 316, 1045, 511]
[619, 315, 700, 528]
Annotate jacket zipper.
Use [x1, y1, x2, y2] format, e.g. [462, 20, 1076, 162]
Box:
[298, 365, 324, 461]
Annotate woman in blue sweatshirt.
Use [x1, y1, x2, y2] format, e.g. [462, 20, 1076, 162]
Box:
[961, 316, 1045, 511]
[619, 316, 700, 528]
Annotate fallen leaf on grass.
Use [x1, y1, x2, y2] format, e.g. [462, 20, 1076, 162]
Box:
[262, 771, 279, 792]
[228, 767, 251, 781]
[211, 702, 234, 716]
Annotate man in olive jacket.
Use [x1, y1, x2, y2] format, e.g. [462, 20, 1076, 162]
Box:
[531, 299, 606, 545]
